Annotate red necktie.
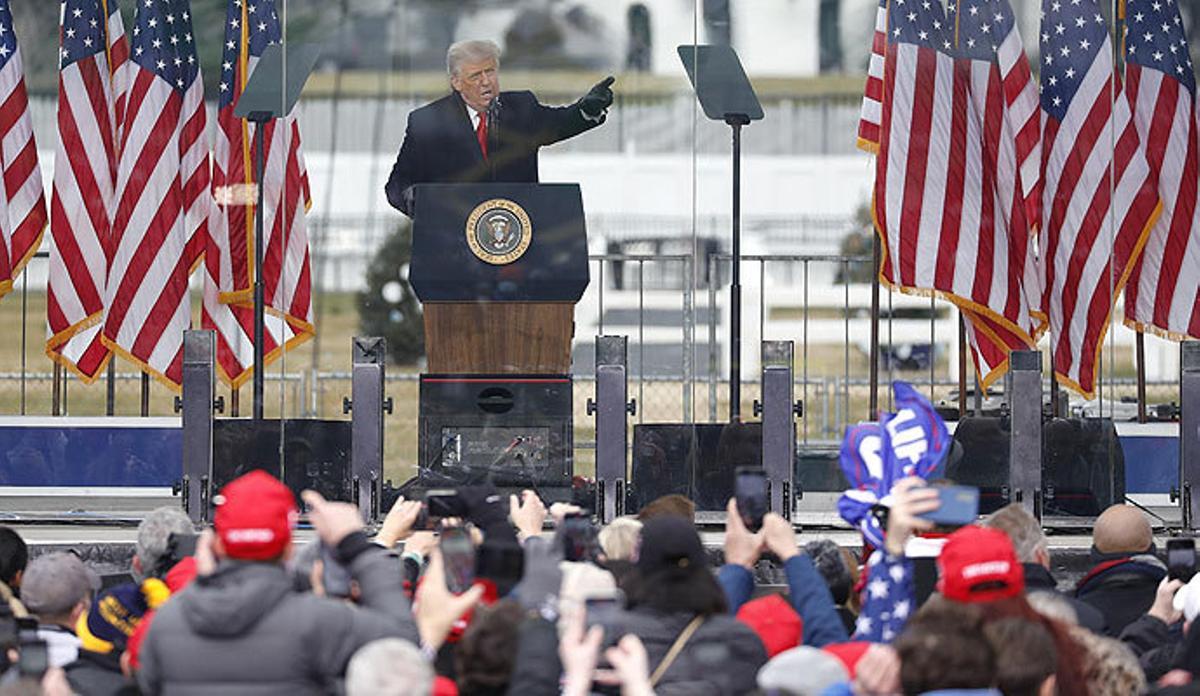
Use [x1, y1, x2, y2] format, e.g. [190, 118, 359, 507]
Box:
[476, 114, 488, 160]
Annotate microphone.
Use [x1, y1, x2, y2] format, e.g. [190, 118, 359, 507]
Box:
[487, 95, 500, 179]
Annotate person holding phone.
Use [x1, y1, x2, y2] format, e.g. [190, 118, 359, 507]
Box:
[717, 498, 848, 649]
[136, 472, 419, 695]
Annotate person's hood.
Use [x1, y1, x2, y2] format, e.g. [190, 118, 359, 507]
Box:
[1089, 543, 1158, 565]
[178, 562, 292, 638]
[1076, 553, 1166, 593]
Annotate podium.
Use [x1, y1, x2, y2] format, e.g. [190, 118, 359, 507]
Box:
[411, 183, 589, 373]
[408, 183, 590, 493]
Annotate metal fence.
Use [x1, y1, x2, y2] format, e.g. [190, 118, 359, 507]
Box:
[0, 250, 1182, 480]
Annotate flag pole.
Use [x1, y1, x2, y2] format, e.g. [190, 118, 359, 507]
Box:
[1136, 330, 1147, 422]
[958, 313, 968, 419]
[869, 233, 881, 417]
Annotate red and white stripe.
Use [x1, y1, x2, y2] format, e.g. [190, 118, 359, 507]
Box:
[857, 0, 887, 152]
[954, 12, 1044, 387]
[0, 15, 47, 300]
[1040, 37, 1159, 397]
[102, 47, 208, 386]
[200, 238, 301, 389]
[874, 23, 1040, 389]
[1122, 64, 1200, 339]
[46, 2, 127, 382]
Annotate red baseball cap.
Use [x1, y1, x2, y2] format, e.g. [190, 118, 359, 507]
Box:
[822, 641, 873, 677]
[736, 594, 803, 658]
[936, 525, 1024, 603]
[213, 471, 298, 561]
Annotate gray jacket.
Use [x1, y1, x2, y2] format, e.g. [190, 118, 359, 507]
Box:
[138, 543, 417, 696]
[612, 608, 768, 696]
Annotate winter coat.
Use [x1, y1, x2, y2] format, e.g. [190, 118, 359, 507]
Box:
[1118, 613, 1185, 682]
[504, 617, 560, 696]
[1022, 563, 1107, 634]
[1075, 553, 1166, 635]
[65, 649, 139, 696]
[610, 607, 768, 695]
[137, 537, 417, 696]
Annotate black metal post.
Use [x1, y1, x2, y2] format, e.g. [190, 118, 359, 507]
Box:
[1136, 331, 1147, 423]
[869, 233, 881, 417]
[106, 360, 115, 416]
[141, 373, 150, 417]
[727, 116, 749, 422]
[19, 270, 27, 415]
[250, 112, 270, 421]
[958, 313, 967, 419]
[52, 363, 61, 417]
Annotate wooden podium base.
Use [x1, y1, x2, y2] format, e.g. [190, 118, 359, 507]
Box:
[423, 302, 574, 374]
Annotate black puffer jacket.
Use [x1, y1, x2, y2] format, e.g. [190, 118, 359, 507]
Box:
[1119, 614, 1186, 681]
[610, 608, 768, 696]
[1075, 553, 1166, 635]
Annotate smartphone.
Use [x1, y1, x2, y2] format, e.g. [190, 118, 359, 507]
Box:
[585, 591, 624, 631]
[1168, 538, 1197, 582]
[320, 543, 354, 598]
[914, 485, 980, 527]
[426, 489, 469, 520]
[735, 467, 769, 532]
[561, 513, 600, 563]
[15, 617, 37, 643]
[0, 616, 16, 650]
[17, 640, 47, 679]
[439, 526, 476, 595]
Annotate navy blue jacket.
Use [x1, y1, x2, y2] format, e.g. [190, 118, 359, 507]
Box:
[717, 554, 849, 648]
[384, 90, 603, 216]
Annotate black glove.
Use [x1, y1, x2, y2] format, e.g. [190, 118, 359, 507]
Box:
[580, 76, 615, 119]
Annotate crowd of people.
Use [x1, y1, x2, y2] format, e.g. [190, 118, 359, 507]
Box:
[1, 470, 1199, 695]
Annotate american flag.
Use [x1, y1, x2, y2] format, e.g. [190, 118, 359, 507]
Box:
[1039, 0, 1160, 397]
[1122, 0, 1200, 339]
[101, 0, 207, 389]
[951, 0, 1045, 386]
[205, 0, 313, 385]
[872, 0, 1041, 389]
[858, 0, 887, 151]
[0, 0, 47, 301]
[46, 0, 128, 382]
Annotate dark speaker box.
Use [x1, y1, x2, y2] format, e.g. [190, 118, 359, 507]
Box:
[631, 422, 762, 512]
[418, 375, 573, 488]
[948, 416, 1124, 516]
[211, 419, 353, 505]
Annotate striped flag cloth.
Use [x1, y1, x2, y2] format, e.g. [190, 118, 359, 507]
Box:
[46, 0, 128, 382]
[101, 0, 207, 388]
[1122, 0, 1200, 339]
[950, 0, 1045, 386]
[0, 1, 47, 300]
[1039, 0, 1159, 397]
[872, 0, 1041, 389]
[205, 0, 312, 385]
[857, 0, 887, 151]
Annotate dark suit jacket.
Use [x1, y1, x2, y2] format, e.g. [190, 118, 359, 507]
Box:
[384, 89, 603, 216]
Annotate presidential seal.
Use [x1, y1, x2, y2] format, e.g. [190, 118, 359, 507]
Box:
[465, 199, 532, 265]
